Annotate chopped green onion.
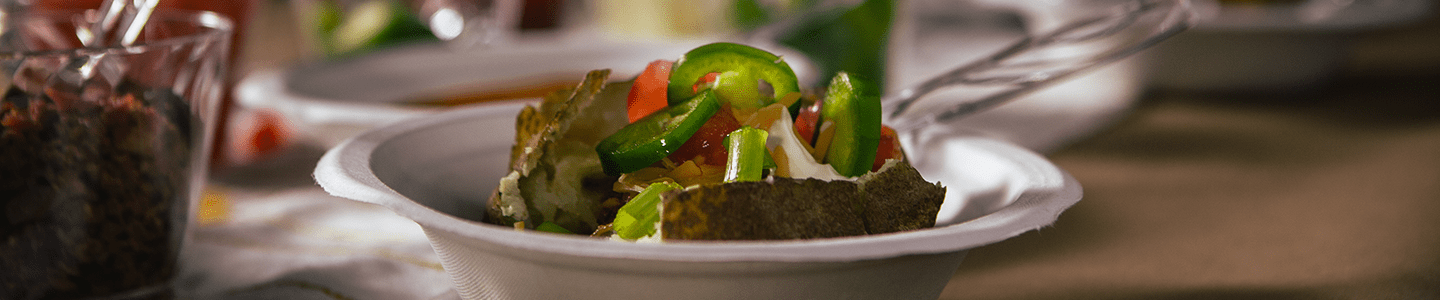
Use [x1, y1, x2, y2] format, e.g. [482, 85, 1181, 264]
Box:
[535, 221, 573, 234]
[724, 126, 770, 182]
[614, 181, 683, 240]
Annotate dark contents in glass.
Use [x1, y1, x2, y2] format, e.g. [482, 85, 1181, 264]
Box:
[1, 82, 195, 300]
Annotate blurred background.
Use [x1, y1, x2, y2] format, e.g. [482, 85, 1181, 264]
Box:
[15, 0, 1435, 298]
[217, 0, 1439, 167]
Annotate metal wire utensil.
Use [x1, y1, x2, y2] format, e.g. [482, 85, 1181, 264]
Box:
[881, 0, 1197, 134]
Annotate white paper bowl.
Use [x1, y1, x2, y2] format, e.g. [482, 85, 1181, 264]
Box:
[314, 99, 1082, 300]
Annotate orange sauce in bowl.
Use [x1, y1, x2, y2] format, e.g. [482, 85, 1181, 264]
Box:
[407, 80, 580, 107]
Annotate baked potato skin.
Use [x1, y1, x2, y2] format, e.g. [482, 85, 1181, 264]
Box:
[661, 161, 943, 241]
[487, 70, 626, 232]
[662, 179, 868, 240]
[860, 161, 944, 234]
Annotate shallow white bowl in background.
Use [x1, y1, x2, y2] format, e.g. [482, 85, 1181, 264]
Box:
[313, 97, 1083, 299]
[236, 40, 727, 147]
[243, 21, 1145, 155]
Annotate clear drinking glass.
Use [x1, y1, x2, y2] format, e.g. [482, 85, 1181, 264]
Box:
[0, 9, 231, 300]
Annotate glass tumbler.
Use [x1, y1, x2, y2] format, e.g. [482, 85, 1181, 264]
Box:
[0, 9, 231, 300]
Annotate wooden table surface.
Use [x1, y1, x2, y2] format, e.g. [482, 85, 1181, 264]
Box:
[940, 10, 1440, 300]
[222, 1, 1440, 299]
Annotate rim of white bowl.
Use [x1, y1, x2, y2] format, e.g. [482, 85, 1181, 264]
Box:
[314, 104, 1082, 263]
[236, 69, 439, 127]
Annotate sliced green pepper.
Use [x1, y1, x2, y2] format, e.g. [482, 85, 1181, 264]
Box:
[821, 72, 882, 177]
[668, 43, 801, 110]
[597, 90, 721, 176]
[613, 181, 683, 240]
[722, 126, 770, 182]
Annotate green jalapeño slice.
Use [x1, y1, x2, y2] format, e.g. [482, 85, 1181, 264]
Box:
[668, 42, 801, 110]
[822, 72, 883, 177]
[597, 90, 722, 176]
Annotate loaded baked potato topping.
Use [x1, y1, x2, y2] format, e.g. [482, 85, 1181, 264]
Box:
[486, 43, 944, 241]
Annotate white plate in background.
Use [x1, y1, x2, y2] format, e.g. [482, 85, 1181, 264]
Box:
[236, 40, 724, 147]
[245, 17, 1151, 154]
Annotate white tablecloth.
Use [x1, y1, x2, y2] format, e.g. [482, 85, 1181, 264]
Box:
[177, 146, 456, 300]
